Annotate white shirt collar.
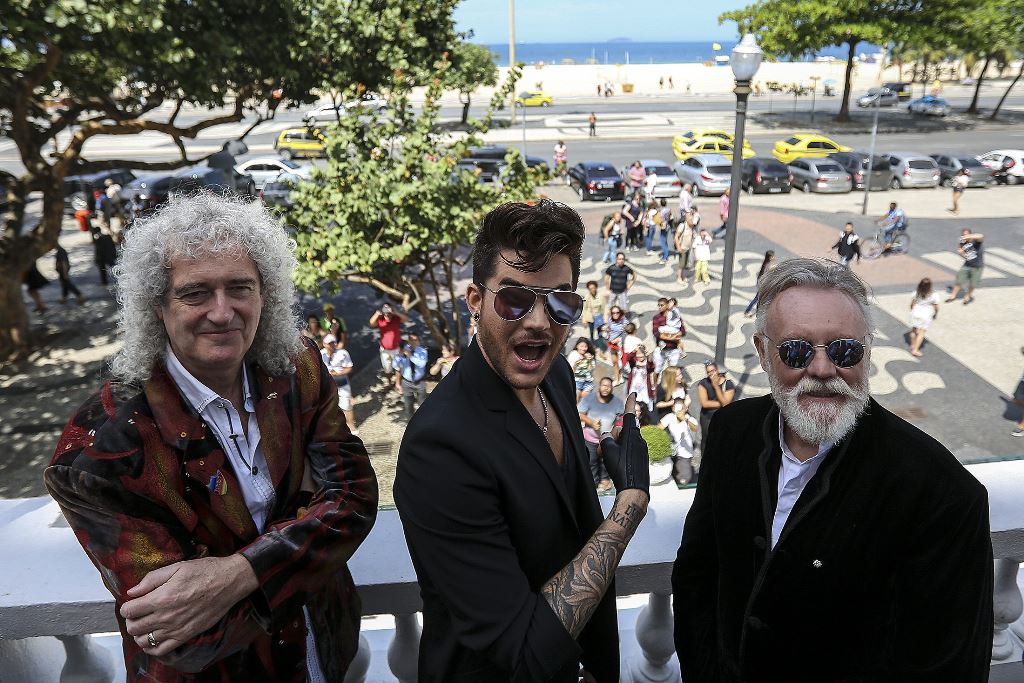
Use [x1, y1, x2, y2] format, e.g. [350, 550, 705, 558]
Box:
[777, 412, 832, 466]
[165, 345, 254, 414]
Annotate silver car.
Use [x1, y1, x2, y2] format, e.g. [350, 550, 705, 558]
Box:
[930, 154, 993, 187]
[882, 151, 941, 189]
[907, 96, 950, 116]
[788, 157, 852, 193]
[235, 157, 311, 190]
[673, 154, 733, 196]
[857, 87, 899, 108]
[621, 159, 681, 200]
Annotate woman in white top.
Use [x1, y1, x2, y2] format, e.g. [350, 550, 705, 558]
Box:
[909, 277, 940, 358]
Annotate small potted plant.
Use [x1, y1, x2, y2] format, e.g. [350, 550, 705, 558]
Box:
[640, 425, 674, 485]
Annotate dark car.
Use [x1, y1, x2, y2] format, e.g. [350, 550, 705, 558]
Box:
[882, 81, 913, 101]
[466, 145, 549, 175]
[260, 172, 303, 209]
[168, 167, 236, 195]
[741, 157, 792, 194]
[930, 154, 994, 188]
[828, 152, 893, 191]
[120, 172, 175, 219]
[452, 158, 506, 185]
[63, 169, 136, 214]
[567, 161, 625, 202]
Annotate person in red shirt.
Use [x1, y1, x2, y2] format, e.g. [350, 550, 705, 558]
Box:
[369, 304, 408, 376]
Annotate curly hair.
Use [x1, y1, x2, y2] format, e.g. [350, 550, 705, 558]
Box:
[110, 191, 301, 386]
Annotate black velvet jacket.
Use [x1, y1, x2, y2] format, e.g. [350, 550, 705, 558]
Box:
[672, 394, 993, 682]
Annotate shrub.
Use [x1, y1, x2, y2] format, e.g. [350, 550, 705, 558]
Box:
[640, 425, 673, 464]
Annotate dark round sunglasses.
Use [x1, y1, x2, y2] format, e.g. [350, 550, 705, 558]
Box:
[763, 335, 866, 369]
[476, 283, 584, 326]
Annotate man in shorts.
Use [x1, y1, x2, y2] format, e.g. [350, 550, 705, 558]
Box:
[946, 229, 985, 305]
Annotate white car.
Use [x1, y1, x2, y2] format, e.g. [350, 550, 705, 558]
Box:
[301, 94, 388, 125]
[235, 157, 311, 190]
[977, 149, 1024, 185]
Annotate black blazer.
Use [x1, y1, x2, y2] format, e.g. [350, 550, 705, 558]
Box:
[672, 394, 993, 682]
[394, 340, 619, 682]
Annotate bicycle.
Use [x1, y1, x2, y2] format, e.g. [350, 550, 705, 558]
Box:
[862, 226, 910, 259]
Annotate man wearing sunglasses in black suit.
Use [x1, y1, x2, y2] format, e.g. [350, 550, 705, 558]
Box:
[395, 200, 652, 682]
[672, 257, 993, 682]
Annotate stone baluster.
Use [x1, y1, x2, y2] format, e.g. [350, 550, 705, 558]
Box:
[57, 635, 115, 683]
[343, 634, 371, 683]
[627, 592, 680, 683]
[992, 558, 1024, 663]
[388, 612, 421, 683]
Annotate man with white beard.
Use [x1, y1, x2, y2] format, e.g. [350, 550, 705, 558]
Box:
[671, 257, 993, 682]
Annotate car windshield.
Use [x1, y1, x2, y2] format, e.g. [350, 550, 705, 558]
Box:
[960, 158, 983, 168]
[784, 137, 800, 145]
[908, 160, 936, 169]
[279, 158, 301, 169]
[762, 161, 788, 174]
[707, 165, 731, 174]
[816, 163, 844, 172]
[588, 165, 617, 176]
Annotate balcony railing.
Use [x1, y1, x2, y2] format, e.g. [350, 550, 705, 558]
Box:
[2, 459, 1023, 681]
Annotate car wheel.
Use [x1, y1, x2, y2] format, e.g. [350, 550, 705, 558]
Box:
[307, 118, 317, 127]
[941, 177, 952, 188]
[280, 149, 293, 161]
[247, 181, 256, 198]
[542, 102, 550, 107]
[577, 185, 585, 201]
[889, 177, 901, 190]
[691, 184, 700, 198]
[802, 181, 812, 193]
[745, 183, 755, 196]
[1008, 175, 1020, 186]
[605, 196, 612, 202]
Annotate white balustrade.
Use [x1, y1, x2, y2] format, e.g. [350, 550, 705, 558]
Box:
[627, 591, 680, 683]
[387, 613, 420, 683]
[992, 558, 1024, 662]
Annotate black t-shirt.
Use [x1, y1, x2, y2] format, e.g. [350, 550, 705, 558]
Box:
[605, 264, 633, 293]
[698, 377, 735, 417]
[961, 239, 983, 268]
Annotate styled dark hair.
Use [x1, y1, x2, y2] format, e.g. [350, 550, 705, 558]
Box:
[472, 200, 585, 288]
[915, 278, 932, 299]
[573, 337, 595, 354]
[586, 279, 598, 288]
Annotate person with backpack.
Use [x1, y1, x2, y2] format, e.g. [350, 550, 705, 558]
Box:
[602, 212, 624, 263]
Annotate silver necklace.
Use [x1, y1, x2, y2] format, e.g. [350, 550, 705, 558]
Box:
[537, 387, 549, 435]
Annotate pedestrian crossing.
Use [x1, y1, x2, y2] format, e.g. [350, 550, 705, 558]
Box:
[921, 247, 1024, 280]
[540, 111, 769, 139]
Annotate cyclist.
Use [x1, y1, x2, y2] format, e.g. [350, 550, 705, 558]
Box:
[552, 140, 567, 179]
[876, 201, 907, 250]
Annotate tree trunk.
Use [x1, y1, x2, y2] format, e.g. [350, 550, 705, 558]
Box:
[0, 266, 32, 361]
[837, 40, 859, 122]
[991, 61, 1024, 119]
[967, 55, 991, 114]
[409, 280, 447, 349]
[460, 92, 471, 125]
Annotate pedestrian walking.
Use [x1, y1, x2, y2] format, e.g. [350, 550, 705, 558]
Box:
[581, 280, 604, 345]
[908, 278, 940, 358]
[946, 229, 985, 304]
[604, 251, 635, 312]
[644, 168, 659, 204]
[659, 77, 665, 90]
[601, 212, 624, 263]
[668, 76, 674, 89]
[830, 222, 862, 267]
[370, 303, 408, 376]
[393, 332, 428, 420]
[22, 260, 50, 313]
[950, 168, 969, 215]
[321, 333, 358, 434]
[566, 337, 597, 402]
[743, 249, 776, 317]
[90, 224, 117, 286]
[54, 243, 85, 305]
[692, 228, 713, 284]
[104, 178, 125, 243]
[623, 193, 644, 250]
[588, 111, 597, 137]
[711, 187, 730, 238]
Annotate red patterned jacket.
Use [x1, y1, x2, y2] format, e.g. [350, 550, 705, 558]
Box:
[45, 338, 378, 681]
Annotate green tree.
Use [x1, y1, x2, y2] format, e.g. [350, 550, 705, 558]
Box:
[0, 0, 460, 360]
[444, 43, 500, 125]
[720, 0, 968, 121]
[288, 63, 541, 347]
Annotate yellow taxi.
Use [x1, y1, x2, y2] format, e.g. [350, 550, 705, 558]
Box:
[274, 128, 327, 160]
[515, 91, 553, 107]
[672, 134, 755, 161]
[771, 134, 851, 164]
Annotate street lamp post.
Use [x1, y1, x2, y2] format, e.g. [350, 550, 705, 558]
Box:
[862, 92, 882, 215]
[714, 33, 763, 366]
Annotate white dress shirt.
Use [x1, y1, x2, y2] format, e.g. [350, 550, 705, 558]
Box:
[771, 414, 833, 549]
[164, 348, 325, 682]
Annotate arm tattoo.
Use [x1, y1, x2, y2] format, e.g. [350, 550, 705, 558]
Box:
[541, 498, 645, 638]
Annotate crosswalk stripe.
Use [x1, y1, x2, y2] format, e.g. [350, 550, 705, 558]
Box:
[921, 251, 1006, 278]
[988, 247, 1024, 268]
[981, 252, 1024, 277]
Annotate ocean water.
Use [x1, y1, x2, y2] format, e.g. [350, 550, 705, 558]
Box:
[482, 41, 882, 67]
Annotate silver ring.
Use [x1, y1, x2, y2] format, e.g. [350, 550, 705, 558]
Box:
[147, 631, 159, 648]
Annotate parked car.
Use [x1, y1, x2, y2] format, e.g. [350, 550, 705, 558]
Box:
[466, 145, 549, 174]
[930, 154, 993, 187]
[120, 172, 175, 218]
[235, 157, 311, 190]
[740, 157, 792, 194]
[881, 152, 940, 189]
[788, 157, 853, 194]
[63, 169, 137, 213]
[857, 88, 899, 108]
[301, 94, 388, 124]
[168, 166, 254, 197]
[978, 149, 1024, 185]
[451, 158, 506, 185]
[907, 96, 950, 116]
[567, 161, 625, 201]
[828, 151, 893, 191]
[274, 128, 326, 160]
[772, 134, 851, 163]
[515, 91, 553, 107]
[260, 172, 303, 210]
[672, 154, 733, 197]
[882, 81, 913, 100]
[620, 159, 680, 199]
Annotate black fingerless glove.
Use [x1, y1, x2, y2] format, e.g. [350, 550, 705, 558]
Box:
[600, 413, 650, 496]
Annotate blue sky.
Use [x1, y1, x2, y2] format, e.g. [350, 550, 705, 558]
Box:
[454, 0, 750, 43]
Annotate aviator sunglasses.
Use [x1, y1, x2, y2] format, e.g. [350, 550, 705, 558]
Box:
[762, 335, 866, 369]
[475, 283, 584, 326]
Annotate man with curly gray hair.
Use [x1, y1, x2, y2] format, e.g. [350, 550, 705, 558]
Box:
[45, 192, 378, 682]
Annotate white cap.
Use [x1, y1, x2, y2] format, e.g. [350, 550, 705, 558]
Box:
[323, 334, 338, 345]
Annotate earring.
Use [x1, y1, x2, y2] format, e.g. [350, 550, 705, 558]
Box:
[472, 312, 481, 322]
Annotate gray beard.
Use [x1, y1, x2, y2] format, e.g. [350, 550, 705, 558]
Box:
[768, 368, 870, 446]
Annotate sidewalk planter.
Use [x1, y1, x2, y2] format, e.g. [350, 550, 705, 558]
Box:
[641, 425, 674, 485]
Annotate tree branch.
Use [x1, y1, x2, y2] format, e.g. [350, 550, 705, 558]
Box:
[341, 273, 408, 300]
